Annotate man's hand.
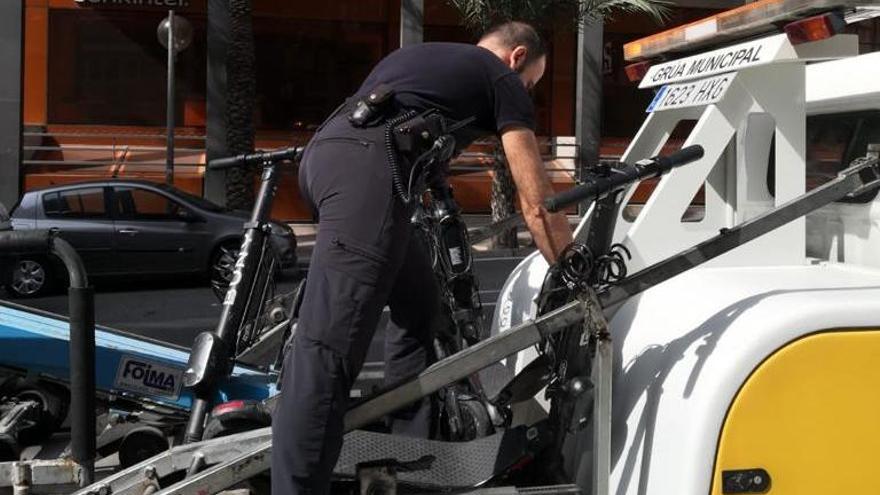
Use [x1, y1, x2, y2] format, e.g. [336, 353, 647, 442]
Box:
[500, 127, 573, 263]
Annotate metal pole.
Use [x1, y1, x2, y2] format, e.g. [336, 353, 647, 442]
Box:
[205, 0, 231, 204]
[575, 19, 604, 216]
[591, 331, 612, 495]
[400, 0, 423, 47]
[0, 0, 23, 208]
[53, 238, 95, 486]
[166, 9, 176, 186]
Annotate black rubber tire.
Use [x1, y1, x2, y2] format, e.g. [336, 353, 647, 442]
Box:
[6, 257, 54, 298]
[15, 382, 69, 445]
[203, 403, 271, 440]
[118, 426, 168, 468]
[458, 399, 494, 441]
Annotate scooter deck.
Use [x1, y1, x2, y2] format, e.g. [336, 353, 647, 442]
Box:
[336, 426, 534, 489]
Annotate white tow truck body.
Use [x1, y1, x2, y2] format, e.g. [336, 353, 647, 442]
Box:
[491, 3, 880, 493]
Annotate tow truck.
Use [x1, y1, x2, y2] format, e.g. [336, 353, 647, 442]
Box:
[60, 0, 880, 493]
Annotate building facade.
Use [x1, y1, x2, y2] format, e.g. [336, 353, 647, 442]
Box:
[16, 0, 880, 220]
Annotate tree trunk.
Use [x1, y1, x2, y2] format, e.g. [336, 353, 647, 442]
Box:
[224, 0, 256, 210]
[490, 145, 518, 249]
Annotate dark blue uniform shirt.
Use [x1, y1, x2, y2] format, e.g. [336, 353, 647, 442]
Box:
[356, 42, 536, 149]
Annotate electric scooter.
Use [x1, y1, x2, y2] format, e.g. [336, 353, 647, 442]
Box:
[194, 144, 505, 445]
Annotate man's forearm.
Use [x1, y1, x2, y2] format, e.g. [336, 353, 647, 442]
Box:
[520, 200, 571, 263]
[501, 128, 574, 263]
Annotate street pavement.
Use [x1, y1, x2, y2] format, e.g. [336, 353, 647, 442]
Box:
[3, 255, 527, 353]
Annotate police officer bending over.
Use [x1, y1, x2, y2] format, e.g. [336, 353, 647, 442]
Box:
[272, 21, 574, 494]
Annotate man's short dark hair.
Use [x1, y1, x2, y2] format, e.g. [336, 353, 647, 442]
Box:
[480, 21, 546, 67]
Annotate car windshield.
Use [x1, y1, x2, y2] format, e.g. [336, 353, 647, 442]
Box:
[156, 184, 227, 213]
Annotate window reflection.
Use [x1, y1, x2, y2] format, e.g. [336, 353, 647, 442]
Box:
[48, 9, 206, 126]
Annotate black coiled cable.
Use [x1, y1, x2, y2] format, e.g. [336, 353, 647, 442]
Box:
[553, 242, 631, 290]
[592, 243, 631, 287]
[385, 110, 418, 204]
[559, 243, 595, 288]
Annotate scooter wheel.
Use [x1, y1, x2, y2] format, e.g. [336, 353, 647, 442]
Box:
[203, 402, 273, 494]
[118, 426, 168, 468]
[459, 399, 493, 440]
[203, 402, 271, 440]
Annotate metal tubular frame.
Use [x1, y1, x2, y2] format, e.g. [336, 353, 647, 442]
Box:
[0, 234, 96, 490]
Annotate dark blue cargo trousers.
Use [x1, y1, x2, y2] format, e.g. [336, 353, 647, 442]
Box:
[271, 116, 439, 494]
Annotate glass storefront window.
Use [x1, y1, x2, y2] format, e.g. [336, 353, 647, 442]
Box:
[253, 17, 388, 131]
[47, 9, 206, 126]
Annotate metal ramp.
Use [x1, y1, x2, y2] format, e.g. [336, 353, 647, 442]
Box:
[336, 426, 537, 489]
[76, 425, 544, 494]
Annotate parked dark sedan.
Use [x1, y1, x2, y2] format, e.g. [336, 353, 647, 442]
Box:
[4, 180, 296, 297]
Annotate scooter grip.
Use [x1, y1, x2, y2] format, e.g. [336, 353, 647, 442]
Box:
[208, 154, 248, 170]
[208, 147, 304, 170]
[544, 183, 601, 214]
[647, 145, 705, 175]
[0, 230, 53, 254]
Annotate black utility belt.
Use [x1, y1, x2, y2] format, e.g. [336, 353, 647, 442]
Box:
[347, 84, 469, 204]
[347, 84, 448, 154]
[348, 83, 396, 128]
[346, 85, 450, 203]
[384, 110, 456, 205]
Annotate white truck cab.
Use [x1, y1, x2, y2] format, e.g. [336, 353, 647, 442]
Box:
[491, 2, 880, 493]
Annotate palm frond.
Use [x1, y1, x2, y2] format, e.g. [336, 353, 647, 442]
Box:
[447, 0, 672, 32]
[581, 0, 672, 23]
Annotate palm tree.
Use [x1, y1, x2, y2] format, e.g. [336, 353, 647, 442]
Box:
[448, 0, 670, 248]
[449, 0, 670, 31]
[224, 0, 257, 210]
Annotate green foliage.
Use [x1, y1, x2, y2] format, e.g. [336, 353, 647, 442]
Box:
[448, 0, 672, 32]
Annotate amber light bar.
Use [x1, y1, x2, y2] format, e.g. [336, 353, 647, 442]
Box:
[624, 0, 869, 62]
[785, 11, 848, 44]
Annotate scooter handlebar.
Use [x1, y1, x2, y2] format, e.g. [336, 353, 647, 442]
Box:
[208, 146, 305, 170]
[544, 145, 704, 213]
[0, 230, 53, 255]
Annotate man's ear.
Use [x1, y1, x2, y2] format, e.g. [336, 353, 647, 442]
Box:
[511, 46, 528, 71]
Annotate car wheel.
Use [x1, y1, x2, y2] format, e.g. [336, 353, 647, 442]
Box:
[8, 258, 52, 298]
[210, 242, 239, 301]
